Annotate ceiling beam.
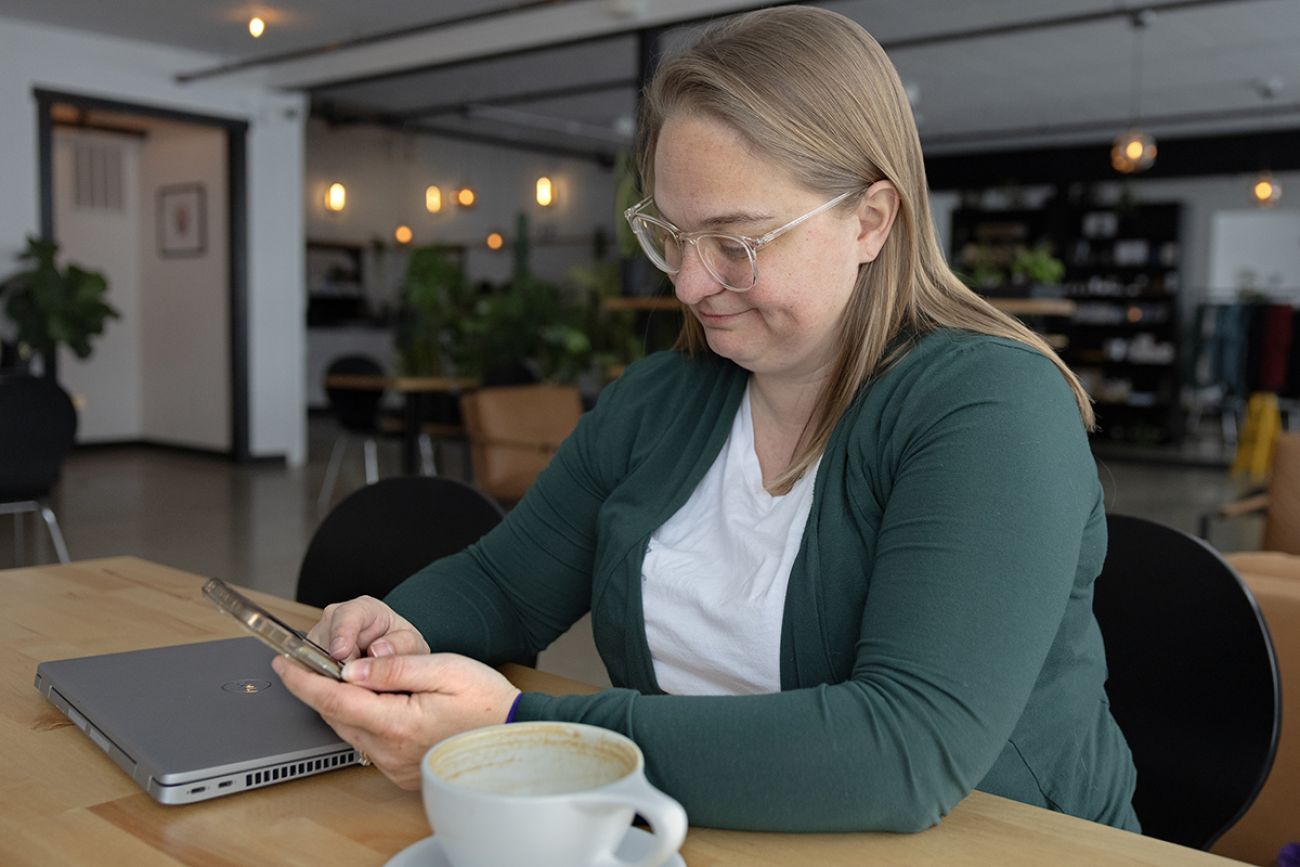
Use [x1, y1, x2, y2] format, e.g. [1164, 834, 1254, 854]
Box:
[176, 0, 783, 91]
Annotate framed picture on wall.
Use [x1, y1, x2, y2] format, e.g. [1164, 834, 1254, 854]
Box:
[157, 183, 207, 258]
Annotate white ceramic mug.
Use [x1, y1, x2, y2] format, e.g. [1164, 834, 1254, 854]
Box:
[422, 721, 688, 867]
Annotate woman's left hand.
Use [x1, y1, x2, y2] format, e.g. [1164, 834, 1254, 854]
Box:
[272, 652, 521, 790]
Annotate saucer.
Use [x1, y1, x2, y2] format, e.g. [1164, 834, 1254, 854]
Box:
[383, 825, 686, 867]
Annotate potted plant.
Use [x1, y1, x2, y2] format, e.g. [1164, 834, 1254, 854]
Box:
[0, 236, 118, 379]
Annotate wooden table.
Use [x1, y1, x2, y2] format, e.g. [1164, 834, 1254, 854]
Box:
[324, 374, 478, 475]
[2, 557, 1245, 866]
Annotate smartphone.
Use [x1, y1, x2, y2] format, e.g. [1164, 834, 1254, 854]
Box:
[202, 578, 344, 680]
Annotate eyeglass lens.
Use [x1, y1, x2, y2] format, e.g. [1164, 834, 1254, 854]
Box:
[634, 220, 757, 290]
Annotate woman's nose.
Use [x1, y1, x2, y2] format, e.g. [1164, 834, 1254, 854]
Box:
[671, 242, 725, 305]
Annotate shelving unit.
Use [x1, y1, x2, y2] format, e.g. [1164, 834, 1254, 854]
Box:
[951, 202, 1185, 445]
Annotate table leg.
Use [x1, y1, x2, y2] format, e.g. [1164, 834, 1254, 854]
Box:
[402, 393, 423, 475]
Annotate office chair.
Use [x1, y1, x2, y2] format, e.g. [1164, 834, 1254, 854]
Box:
[318, 355, 387, 514]
[297, 475, 505, 609]
[1093, 514, 1280, 850]
[0, 374, 77, 563]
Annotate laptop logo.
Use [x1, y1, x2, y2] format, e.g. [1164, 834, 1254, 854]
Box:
[221, 679, 272, 694]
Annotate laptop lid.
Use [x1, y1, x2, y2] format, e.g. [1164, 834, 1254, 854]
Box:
[35, 636, 360, 804]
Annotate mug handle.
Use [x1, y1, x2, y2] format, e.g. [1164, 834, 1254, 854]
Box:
[571, 777, 687, 867]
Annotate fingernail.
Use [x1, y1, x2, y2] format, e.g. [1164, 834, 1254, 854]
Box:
[344, 658, 371, 682]
[371, 640, 394, 658]
[271, 655, 286, 675]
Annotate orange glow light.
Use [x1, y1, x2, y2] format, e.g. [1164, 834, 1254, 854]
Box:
[457, 187, 477, 207]
[325, 182, 346, 212]
[425, 185, 442, 213]
[486, 232, 504, 251]
[394, 225, 413, 245]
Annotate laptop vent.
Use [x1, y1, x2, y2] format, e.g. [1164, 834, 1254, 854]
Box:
[244, 751, 358, 788]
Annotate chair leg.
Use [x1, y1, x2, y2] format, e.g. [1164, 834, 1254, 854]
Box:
[363, 438, 379, 484]
[318, 434, 349, 514]
[419, 433, 437, 477]
[13, 511, 24, 567]
[38, 500, 70, 564]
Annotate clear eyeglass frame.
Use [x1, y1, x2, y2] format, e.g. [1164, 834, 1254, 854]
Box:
[623, 189, 857, 291]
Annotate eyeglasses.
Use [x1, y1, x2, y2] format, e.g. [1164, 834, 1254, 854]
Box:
[623, 190, 857, 291]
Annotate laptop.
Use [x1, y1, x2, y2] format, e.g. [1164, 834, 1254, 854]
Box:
[34, 636, 361, 804]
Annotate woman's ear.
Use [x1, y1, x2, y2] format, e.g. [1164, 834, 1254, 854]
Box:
[855, 180, 900, 264]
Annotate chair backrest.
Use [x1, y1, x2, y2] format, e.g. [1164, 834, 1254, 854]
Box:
[324, 355, 385, 433]
[0, 374, 78, 501]
[1213, 553, 1300, 865]
[1263, 432, 1300, 555]
[296, 476, 505, 609]
[1093, 514, 1280, 850]
[460, 384, 583, 503]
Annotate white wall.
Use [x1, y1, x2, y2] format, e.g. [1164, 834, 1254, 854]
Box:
[0, 16, 308, 464]
[53, 129, 144, 441]
[304, 119, 616, 293]
[138, 121, 230, 451]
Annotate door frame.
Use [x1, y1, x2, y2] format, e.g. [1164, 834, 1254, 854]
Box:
[34, 88, 253, 463]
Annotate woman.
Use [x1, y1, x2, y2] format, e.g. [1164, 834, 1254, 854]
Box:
[276, 6, 1139, 833]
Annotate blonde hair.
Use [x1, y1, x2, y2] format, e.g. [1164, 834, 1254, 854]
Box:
[637, 6, 1095, 494]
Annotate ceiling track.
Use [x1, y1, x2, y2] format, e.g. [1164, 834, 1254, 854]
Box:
[927, 101, 1300, 149]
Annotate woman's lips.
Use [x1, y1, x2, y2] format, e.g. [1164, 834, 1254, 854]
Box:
[695, 308, 748, 325]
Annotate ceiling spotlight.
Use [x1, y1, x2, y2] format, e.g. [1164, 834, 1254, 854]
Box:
[248, 17, 266, 38]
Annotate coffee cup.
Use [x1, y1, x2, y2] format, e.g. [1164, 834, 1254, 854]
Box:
[422, 721, 687, 867]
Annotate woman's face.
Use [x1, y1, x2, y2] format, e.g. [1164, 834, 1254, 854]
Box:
[652, 114, 887, 383]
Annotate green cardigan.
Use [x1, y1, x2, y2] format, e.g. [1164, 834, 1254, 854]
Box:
[385, 329, 1140, 834]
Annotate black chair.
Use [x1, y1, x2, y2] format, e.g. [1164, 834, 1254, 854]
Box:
[0, 374, 77, 563]
[318, 355, 388, 514]
[1093, 513, 1280, 850]
[298, 475, 505, 609]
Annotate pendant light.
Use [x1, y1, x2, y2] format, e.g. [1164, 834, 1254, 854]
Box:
[1112, 9, 1157, 174]
[1249, 77, 1284, 208]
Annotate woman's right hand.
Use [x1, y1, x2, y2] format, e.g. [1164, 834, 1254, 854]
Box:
[306, 596, 430, 663]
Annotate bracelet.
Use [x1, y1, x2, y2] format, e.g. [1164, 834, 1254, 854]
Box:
[504, 692, 523, 724]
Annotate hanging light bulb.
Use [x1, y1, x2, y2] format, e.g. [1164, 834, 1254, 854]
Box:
[1251, 173, 1282, 208]
[1111, 130, 1157, 174]
[1113, 10, 1157, 175]
[425, 185, 443, 213]
[248, 17, 266, 38]
[1248, 78, 1284, 208]
[536, 176, 554, 207]
[324, 182, 347, 212]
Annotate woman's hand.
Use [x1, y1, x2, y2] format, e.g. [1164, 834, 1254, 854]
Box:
[272, 652, 522, 790]
[306, 596, 430, 664]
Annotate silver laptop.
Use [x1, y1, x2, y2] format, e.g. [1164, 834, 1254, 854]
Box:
[34, 636, 360, 804]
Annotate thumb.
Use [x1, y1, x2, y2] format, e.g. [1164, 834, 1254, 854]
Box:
[342, 652, 457, 693]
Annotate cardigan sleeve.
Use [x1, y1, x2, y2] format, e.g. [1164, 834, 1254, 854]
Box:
[511, 342, 1100, 832]
[383, 369, 630, 663]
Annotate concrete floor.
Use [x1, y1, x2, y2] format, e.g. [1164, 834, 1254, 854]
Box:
[1, 417, 1264, 687]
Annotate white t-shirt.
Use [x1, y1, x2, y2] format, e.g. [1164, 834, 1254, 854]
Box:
[641, 384, 821, 696]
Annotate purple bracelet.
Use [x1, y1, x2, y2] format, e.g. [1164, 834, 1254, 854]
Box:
[504, 693, 523, 724]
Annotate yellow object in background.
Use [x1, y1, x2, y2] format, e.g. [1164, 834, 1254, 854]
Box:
[1233, 392, 1282, 482]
